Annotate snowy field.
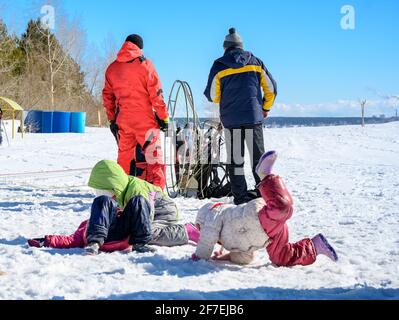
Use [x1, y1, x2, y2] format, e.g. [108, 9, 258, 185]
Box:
[0, 121, 398, 300]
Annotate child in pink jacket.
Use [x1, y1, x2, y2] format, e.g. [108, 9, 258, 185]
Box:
[193, 151, 338, 266]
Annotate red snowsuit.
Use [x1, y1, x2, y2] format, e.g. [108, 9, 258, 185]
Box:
[103, 41, 168, 189]
[258, 175, 317, 267]
[43, 220, 131, 252]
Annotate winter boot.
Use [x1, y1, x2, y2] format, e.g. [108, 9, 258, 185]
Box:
[185, 223, 200, 244]
[28, 238, 45, 248]
[255, 151, 278, 181]
[312, 234, 338, 262]
[132, 244, 157, 253]
[85, 242, 100, 256]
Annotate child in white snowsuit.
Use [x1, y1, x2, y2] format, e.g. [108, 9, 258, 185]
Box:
[193, 151, 338, 266]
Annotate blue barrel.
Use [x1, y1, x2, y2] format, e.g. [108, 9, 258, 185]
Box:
[70, 112, 86, 133]
[52, 111, 71, 133]
[41, 111, 53, 133]
[25, 110, 43, 133]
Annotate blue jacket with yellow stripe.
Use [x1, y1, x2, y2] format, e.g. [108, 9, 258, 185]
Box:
[204, 47, 277, 128]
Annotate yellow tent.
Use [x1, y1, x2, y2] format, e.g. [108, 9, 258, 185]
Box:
[0, 97, 24, 139]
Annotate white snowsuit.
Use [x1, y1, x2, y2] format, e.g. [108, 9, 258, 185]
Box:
[195, 198, 270, 264]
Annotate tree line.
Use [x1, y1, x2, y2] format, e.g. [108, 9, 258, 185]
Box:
[0, 18, 113, 126]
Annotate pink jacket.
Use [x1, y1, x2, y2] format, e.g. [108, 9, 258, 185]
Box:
[44, 220, 131, 252]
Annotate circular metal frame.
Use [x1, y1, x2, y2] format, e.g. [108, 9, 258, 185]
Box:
[165, 80, 230, 199]
[165, 80, 200, 198]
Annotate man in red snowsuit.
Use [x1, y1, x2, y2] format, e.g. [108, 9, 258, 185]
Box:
[103, 34, 169, 189]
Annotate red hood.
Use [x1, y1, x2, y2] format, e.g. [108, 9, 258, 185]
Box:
[116, 41, 143, 62]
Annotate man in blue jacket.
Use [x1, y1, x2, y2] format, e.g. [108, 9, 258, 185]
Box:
[204, 28, 277, 205]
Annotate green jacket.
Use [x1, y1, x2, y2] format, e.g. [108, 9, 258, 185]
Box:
[88, 160, 164, 214]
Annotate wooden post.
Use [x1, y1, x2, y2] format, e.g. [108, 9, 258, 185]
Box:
[97, 108, 102, 128]
[21, 111, 24, 139]
[12, 110, 14, 139]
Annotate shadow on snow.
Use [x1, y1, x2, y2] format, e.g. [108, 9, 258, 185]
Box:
[105, 286, 399, 300]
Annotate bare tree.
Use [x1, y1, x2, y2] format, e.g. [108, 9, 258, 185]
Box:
[368, 87, 399, 119]
[360, 99, 366, 127]
[38, 25, 74, 108]
[22, 0, 83, 109]
[82, 34, 118, 126]
[386, 95, 399, 120]
[57, 16, 89, 111]
[58, 16, 86, 65]
[85, 35, 117, 101]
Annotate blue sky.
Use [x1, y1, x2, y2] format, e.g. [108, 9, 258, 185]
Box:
[1, 0, 398, 116]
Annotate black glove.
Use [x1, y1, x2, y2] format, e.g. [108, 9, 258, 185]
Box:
[155, 114, 169, 133]
[109, 120, 119, 142]
[159, 119, 169, 133]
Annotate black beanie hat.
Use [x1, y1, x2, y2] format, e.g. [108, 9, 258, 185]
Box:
[126, 34, 144, 49]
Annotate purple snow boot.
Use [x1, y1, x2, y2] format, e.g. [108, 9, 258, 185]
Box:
[312, 234, 338, 262]
[255, 151, 278, 181]
[185, 223, 200, 244]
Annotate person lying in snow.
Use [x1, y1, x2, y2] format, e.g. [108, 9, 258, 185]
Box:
[192, 151, 338, 266]
[28, 160, 200, 255]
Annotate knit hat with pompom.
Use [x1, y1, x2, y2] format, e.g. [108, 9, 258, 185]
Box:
[223, 28, 243, 49]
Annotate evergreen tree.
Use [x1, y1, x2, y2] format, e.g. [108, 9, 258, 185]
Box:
[19, 19, 91, 111]
[0, 20, 24, 97]
[0, 18, 99, 124]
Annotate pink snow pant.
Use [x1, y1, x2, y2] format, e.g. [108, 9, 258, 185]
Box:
[258, 175, 317, 267]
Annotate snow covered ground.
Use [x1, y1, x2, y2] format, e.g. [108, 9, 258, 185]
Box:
[0, 121, 398, 300]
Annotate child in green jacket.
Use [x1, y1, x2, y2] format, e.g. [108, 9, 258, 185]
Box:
[28, 160, 200, 255]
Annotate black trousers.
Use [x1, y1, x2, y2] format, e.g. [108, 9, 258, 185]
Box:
[224, 123, 265, 202]
[86, 196, 152, 246]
